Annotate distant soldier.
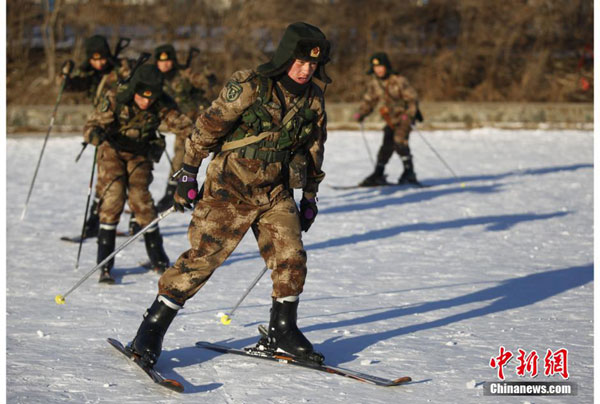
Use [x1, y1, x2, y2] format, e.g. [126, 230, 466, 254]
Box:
[127, 22, 331, 368]
[60, 35, 132, 238]
[83, 65, 193, 283]
[355, 52, 420, 186]
[153, 44, 217, 212]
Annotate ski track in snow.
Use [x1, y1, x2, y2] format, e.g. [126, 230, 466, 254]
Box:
[7, 128, 593, 403]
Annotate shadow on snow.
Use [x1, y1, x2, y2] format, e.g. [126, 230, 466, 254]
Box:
[158, 264, 591, 381]
[222, 210, 570, 267]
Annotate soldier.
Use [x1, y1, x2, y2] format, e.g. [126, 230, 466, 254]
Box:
[153, 44, 216, 212]
[60, 35, 132, 238]
[83, 64, 194, 283]
[355, 52, 420, 186]
[127, 22, 331, 368]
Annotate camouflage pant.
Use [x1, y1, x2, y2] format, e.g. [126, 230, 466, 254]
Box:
[377, 121, 412, 166]
[96, 142, 157, 226]
[158, 194, 307, 304]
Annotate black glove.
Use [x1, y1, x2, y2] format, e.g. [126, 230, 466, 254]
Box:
[299, 197, 318, 232]
[61, 60, 75, 77]
[87, 128, 105, 146]
[353, 112, 364, 122]
[173, 165, 199, 212]
[414, 108, 424, 124]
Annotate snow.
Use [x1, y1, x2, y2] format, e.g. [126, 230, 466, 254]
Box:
[6, 128, 593, 403]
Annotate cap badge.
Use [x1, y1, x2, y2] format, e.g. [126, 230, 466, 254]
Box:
[310, 47, 321, 58]
[372, 58, 380, 65]
[143, 90, 153, 97]
[159, 52, 169, 61]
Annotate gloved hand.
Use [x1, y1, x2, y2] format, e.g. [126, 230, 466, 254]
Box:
[173, 164, 199, 212]
[87, 128, 105, 146]
[299, 197, 318, 232]
[61, 60, 74, 77]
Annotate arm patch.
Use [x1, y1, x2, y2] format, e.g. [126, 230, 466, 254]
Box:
[225, 80, 243, 102]
[100, 97, 110, 112]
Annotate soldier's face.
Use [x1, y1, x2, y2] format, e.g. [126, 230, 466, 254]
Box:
[90, 58, 108, 71]
[374, 65, 387, 78]
[134, 93, 154, 110]
[157, 60, 174, 73]
[287, 59, 318, 84]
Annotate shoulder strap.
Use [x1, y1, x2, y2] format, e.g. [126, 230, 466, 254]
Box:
[94, 74, 110, 106]
[257, 75, 273, 103]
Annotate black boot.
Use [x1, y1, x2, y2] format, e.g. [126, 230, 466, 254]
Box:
[144, 227, 169, 273]
[155, 182, 177, 213]
[266, 298, 324, 364]
[82, 198, 100, 239]
[359, 163, 387, 186]
[97, 225, 116, 284]
[130, 296, 180, 367]
[128, 212, 141, 236]
[398, 155, 418, 184]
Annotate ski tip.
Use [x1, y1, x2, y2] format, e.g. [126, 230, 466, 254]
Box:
[392, 376, 412, 385]
[161, 379, 184, 393]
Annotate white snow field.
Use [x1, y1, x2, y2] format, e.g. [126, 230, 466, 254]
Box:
[7, 128, 593, 403]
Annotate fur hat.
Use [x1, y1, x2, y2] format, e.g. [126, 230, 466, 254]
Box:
[257, 22, 332, 83]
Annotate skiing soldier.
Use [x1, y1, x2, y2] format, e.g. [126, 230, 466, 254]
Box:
[355, 52, 420, 186]
[127, 22, 331, 368]
[153, 44, 217, 212]
[83, 64, 194, 283]
[60, 35, 132, 238]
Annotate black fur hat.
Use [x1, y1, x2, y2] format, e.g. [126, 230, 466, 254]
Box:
[257, 22, 332, 83]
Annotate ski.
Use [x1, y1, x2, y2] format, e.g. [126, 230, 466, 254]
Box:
[138, 260, 152, 269]
[107, 338, 184, 393]
[98, 270, 116, 284]
[329, 182, 430, 190]
[196, 340, 411, 387]
[60, 231, 128, 243]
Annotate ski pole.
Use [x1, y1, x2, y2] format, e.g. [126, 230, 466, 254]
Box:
[74, 147, 98, 269]
[75, 143, 88, 163]
[413, 126, 465, 188]
[21, 77, 68, 220]
[359, 122, 375, 166]
[220, 265, 269, 325]
[164, 147, 173, 167]
[55, 206, 176, 305]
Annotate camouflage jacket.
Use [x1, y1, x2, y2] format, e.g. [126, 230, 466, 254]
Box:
[358, 73, 418, 124]
[162, 68, 214, 118]
[83, 89, 193, 156]
[64, 59, 132, 107]
[184, 69, 327, 206]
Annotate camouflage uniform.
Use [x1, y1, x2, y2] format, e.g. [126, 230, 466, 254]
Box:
[61, 35, 132, 238]
[64, 57, 131, 108]
[158, 68, 327, 301]
[358, 52, 420, 185]
[83, 64, 193, 282]
[130, 22, 331, 367]
[153, 44, 217, 212]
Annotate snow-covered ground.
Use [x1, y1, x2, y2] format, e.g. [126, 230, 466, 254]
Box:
[6, 128, 593, 403]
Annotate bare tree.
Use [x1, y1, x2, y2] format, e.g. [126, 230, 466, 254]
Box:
[40, 0, 64, 82]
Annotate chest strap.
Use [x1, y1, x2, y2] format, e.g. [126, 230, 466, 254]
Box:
[220, 88, 310, 152]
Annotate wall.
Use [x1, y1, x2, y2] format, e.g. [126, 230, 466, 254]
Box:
[7, 102, 594, 134]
